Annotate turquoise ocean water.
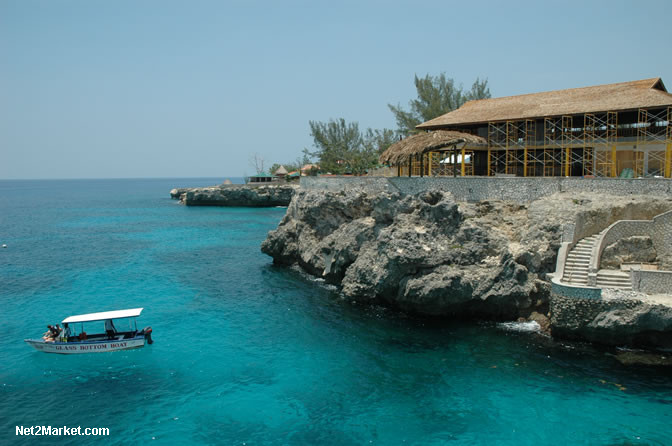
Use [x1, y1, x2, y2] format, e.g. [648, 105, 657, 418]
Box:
[1, 178, 671, 445]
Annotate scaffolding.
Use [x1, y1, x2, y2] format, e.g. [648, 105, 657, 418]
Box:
[561, 116, 582, 176]
[505, 121, 522, 175]
[583, 112, 617, 177]
[479, 107, 670, 178]
[488, 122, 507, 176]
[638, 107, 671, 177]
[543, 117, 563, 176]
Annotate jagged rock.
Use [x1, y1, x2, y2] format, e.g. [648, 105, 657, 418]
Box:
[528, 311, 551, 334]
[170, 188, 189, 199]
[172, 185, 297, 207]
[614, 351, 672, 366]
[262, 188, 672, 347]
[600, 236, 657, 269]
[262, 188, 573, 319]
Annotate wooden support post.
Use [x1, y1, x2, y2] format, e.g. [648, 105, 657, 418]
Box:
[666, 143, 672, 178]
[523, 146, 528, 177]
[565, 147, 571, 177]
[397, 165, 401, 177]
[461, 148, 466, 176]
[487, 149, 491, 176]
[408, 157, 412, 177]
[611, 145, 617, 177]
[453, 147, 457, 178]
[420, 153, 424, 177]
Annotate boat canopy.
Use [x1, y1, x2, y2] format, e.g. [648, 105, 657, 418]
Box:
[62, 308, 144, 324]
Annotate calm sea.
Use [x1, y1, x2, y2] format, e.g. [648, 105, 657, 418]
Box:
[0, 178, 670, 445]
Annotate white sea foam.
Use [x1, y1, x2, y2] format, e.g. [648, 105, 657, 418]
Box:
[497, 321, 541, 333]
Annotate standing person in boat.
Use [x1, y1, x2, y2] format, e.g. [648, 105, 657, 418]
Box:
[60, 323, 71, 342]
[104, 319, 117, 339]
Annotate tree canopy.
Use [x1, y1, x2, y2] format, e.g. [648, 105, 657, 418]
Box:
[308, 119, 397, 175]
[388, 74, 491, 136]
[299, 74, 491, 175]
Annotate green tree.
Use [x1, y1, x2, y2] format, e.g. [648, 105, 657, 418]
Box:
[388, 74, 491, 136]
[308, 119, 397, 175]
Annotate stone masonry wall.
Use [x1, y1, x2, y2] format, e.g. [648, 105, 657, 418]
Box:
[301, 176, 672, 203]
[632, 270, 672, 296]
[551, 280, 602, 299]
[651, 210, 672, 258]
[550, 291, 643, 337]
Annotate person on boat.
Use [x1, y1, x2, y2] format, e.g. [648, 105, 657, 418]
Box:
[42, 325, 54, 341]
[45, 325, 60, 343]
[60, 323, 71, 342]
[105, 319, 117, 339]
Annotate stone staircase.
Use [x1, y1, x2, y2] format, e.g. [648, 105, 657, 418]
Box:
[596, 270, 632, 290]
[561, 229, 633, 290]
[561, 234, 598, 286]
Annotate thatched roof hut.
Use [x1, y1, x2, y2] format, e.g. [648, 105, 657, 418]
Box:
[379, 130, 486, 165]
[417, 78, 672, 129]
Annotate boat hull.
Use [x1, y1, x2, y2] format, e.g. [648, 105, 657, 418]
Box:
[25, 337, 146, 354]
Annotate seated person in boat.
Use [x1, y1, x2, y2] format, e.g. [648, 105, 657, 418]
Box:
[45, 325, 61, 343]
[42, 325, 54, 341]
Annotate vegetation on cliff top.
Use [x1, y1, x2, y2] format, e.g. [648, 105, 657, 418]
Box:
[306, 73, 491, 175]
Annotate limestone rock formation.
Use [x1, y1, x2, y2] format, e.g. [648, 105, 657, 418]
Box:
[171, 185, 297, 207]
[600, 236, 657, 269]
[262, 188, 583, 319]
[551, 291, 672, 348]
[262, 187, 672, 346]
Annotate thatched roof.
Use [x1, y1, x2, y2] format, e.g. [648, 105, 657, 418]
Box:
[418, 78, 672, 129]
[274, 165, 288, 175]
[379, 130, 486, 165]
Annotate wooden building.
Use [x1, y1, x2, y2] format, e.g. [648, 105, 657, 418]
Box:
[386, 78, 672, 178]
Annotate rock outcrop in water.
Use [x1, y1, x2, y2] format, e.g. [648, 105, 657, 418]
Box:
[262, 187, 672, 347]
[171, 184, 297, 207]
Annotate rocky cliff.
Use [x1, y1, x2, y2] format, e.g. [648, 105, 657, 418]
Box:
[261, 187, 672, 347]
[171, 184, 297, 207]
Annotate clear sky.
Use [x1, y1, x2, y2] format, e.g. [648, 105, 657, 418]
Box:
[1, 0, 671, 179]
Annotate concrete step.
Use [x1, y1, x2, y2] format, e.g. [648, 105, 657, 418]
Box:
[565, 266, 588, 274]
[572, 244, 594, 249]
[597, 271, 630, 279]
[567, 254, 591, 261]
[564, 280, 589, 285]
[597, 278, 631, 283]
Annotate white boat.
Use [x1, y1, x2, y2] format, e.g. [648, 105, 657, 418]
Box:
[24, 308, 153, 354]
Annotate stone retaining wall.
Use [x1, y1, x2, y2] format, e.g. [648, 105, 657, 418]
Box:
[651, 210, 672, 258]
[551, 279, 602, 299]
[299, 177, 396, 193]
[632, 270, 672, 296]
[550, 291, 643, 337]
[301, 176, 672, 203]
[590, 211, 672, 276]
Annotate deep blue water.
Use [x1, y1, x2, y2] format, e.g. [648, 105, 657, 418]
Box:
[1, 178, 671, 445]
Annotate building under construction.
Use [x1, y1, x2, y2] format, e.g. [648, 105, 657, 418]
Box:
[397, 78, 672, 178]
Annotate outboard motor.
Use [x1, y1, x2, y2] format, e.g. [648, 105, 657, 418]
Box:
[141, 326, 153, 344]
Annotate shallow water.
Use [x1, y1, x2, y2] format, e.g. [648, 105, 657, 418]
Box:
[1, 178, 670, 445]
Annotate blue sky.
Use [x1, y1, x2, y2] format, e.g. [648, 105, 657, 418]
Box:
[1, 0, 671, 179]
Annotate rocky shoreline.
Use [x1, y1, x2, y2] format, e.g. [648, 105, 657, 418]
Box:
[261, 187, 672, 351]
[170, 184, 297, 207]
